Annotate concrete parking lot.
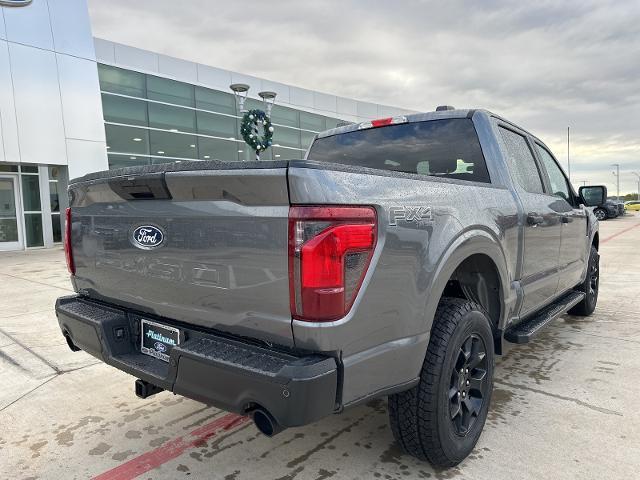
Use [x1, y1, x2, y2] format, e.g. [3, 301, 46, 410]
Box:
[1, 213, 639, 480]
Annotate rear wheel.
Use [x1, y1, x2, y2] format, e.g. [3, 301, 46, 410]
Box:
[594, 208, 607, 221]
[388, 298, 494, 467]
[568, 246, 599, 316]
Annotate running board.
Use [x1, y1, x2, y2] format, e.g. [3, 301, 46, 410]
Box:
[504, 291, 585, 344]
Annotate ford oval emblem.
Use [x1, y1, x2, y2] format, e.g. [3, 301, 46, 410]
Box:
[154, 341, 167, 353]
[132, 225, 164, 250]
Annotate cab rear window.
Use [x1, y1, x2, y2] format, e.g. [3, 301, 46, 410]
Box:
[307, 118, 490, 183]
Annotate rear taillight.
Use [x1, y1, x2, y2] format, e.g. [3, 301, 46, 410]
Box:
[64, 207, 75, 275]
[288, 206, 377, 322]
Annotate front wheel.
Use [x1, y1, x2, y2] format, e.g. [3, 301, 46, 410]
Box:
[594, 208, 607, 221]
[568, 245, 599, 316]
[388, 298, 494, 467]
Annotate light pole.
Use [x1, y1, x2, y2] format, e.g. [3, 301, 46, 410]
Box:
[581, 180, 587, 186]
[230, 84, 251, 161]
[611, 163, 620, 200]
[567, 127, 571, 181]
[633, 172, 640, 201]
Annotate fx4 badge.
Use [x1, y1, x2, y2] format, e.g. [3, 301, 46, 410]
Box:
[389, 206, 433, 226]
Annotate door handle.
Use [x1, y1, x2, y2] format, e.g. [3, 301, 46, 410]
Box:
[561, 215, 571, 223]
[527, 214, 544, 226]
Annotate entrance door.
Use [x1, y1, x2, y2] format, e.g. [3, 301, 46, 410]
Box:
[0, 175, 23, 251]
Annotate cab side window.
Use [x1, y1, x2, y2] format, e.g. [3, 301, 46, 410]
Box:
[535, 144, 571, 202]
[499, 127, 545, 194]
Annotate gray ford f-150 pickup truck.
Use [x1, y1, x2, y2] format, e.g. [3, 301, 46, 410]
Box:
[55, 107, 605, 467]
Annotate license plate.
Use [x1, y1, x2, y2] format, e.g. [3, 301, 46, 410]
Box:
[140, 319, 180, 362]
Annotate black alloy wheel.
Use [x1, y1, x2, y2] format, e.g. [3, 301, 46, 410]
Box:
[448, 334, 489, 435]
[569, 245, 599, 316]
[588, 254, 599, 299]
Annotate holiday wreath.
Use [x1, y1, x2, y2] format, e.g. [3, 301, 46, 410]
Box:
[240, 109, 274, 153]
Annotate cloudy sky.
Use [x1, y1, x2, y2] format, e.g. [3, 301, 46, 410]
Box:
[88, 0, 640, 195]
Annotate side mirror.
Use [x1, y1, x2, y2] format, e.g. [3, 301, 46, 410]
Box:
[579, 185, 607, 207]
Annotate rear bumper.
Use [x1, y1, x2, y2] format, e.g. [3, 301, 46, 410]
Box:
[55, 295, 339, 428]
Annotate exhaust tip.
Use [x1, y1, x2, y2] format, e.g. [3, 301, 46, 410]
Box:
[252, 408, 283, 437]
[63, 332, 81, 352]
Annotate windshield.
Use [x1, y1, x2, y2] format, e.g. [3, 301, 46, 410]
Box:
[307, 118, 490, 183]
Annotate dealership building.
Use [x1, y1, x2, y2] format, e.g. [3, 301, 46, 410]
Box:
[0, 0, 411, 251]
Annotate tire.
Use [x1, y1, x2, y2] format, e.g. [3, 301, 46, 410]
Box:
[388, 298, 494, 467]
[568, 246, 599, 316]
[594, 208, 607, 221]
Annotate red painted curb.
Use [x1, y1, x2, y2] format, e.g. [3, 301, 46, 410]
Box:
[92, 413, 250, 480]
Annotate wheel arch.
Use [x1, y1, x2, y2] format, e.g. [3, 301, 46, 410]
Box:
[423, 230, 513, 354]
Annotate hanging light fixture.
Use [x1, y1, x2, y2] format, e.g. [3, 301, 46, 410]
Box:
[258, 91, 277, 116]
[229, 83, 250, 113]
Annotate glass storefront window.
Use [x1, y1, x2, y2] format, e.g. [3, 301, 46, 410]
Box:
[0, 177, 19, 243]
[325, 117, 341, 129]
[21, 174, 41, 211]
[273, 126, 301, 149]
[102, 94, 148, 126]
[151, 156, 181, 165]
[273, 147, 304, 160]
[21, 165, 38, 174]
[0, 165, 18, 173]
[108, 153, 151, 169]
[270, 105, 299, 128]
[147, 76, 194, 107]
[148, 103, 196, 133]
[105, 124, 150, 155]
[301, 130, 316, 150]
[49, 182, 60, 212]
[300, 111, 325, 132]
[98, 64, 344, 170]
[196, 111, 237, 138]
[149, 130, 198, 160]
[24, 213, 44, 247]
[98, 65, 146, 98]
[198, 137, 240, 162]
[195, 87, 236, 115]
[51, 214, 62, 243]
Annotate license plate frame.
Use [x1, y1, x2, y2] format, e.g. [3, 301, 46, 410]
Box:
[140, 319, 180, 362]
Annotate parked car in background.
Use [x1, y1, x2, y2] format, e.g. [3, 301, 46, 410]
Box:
[606, 197, 625, 216]
[593, 200, 619, 221]
[624, 200, 640, 211]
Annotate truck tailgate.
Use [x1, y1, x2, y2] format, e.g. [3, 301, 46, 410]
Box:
[68, 164, 293, 346]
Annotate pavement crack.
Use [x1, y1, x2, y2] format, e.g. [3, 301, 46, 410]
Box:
[0, 326, 61, 374]
[0, 308, 56, 319]
[0, 271, 73, 292]
[0, 375, 57, 412]
[0, 348, 30, 373]
[494, 380, 623, 416]
[0, 361, 100, 412]
[59, 362, 102, 374]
